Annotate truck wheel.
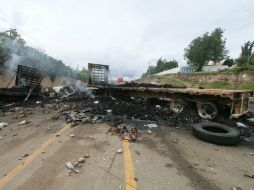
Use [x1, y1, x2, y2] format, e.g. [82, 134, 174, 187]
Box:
[170, 99, 186, 114]
[197, 102, 217, 120]
[192, 122, 240, 145]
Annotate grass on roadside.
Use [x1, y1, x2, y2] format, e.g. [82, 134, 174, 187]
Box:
[205, 82, 234, 89]
[238, 82, 254, 91]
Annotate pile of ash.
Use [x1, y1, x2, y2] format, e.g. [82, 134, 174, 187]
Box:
[0, 92, 201, 127]
[62, 96, 201, 127]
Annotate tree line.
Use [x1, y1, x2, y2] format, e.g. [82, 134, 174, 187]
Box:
[0, 29, 88, 82]
[142, 59, 178, 77]
[143, 28, 254, 76]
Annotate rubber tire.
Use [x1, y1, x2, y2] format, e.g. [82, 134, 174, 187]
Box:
[192, 122, 240, 146]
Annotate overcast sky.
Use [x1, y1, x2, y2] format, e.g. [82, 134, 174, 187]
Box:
[0, 0, 253, 78]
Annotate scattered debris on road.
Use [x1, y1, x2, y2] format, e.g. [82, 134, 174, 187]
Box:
[66, 161, 75, 170]
[0, 122, 8, 129]
[146, 123, 158, 128]
[117, 149, 123, 154]
[244, 170, 254, 179]
[147, 129, 152, 135]
[22, 153, 29, 158]
[18, 120, 30, 125]
[231, 186, 242, 190]
[78, 157, 85, 163]
[65, 155, 89, 175]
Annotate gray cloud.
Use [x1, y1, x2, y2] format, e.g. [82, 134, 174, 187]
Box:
[0, 0, 253, 78]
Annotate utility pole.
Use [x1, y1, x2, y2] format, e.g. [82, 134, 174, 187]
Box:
[2, 29, 16, 37]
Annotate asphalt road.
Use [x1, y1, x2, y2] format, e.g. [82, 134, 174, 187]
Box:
[0, 105, 254, 190]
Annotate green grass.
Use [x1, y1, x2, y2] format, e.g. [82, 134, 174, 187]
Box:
[205, 82, 234, 89]
[238, 82, 254, 91]
[221, 65, 254, 73]
[204, 81, 254, 90]
[137, 68, 254, 91]
[166, 77, 191, 87]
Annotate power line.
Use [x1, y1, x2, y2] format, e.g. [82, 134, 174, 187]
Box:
[165, 0, 254, 59]
[0, 16, 72, 65]
[228, 18, 254, 34]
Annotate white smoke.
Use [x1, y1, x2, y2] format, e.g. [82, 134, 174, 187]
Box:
[75, 80, 94, 98]
[4, 53, 21, 74]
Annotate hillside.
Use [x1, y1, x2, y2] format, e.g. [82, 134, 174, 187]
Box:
[137, 70, 254, 91]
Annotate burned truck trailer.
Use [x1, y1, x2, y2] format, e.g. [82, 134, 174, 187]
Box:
[0, 65, 43, 101]
[88, 63, 253, 120]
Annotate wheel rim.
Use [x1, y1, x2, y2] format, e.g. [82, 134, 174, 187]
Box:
[170, 99, 185, 114]
[198, 102, 217, 120]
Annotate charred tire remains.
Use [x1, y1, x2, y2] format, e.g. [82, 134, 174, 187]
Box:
[197, 102, 218, 120]
[192, 122, 240, 146]
[170, 99, 186, 114]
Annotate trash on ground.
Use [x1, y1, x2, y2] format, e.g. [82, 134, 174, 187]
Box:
[236, 122, 247, 128]
[146, 123, 158, 128]
[245, 170, 254, 178]
[0, 122, 8, 129]
[78, 157, 85, 163]
[121, 127, 137, 141]
[52, 115, 59, 119]
[22, 153, 29, 158]
[19, 120, 30, 125]
[147, 129, 152, 135]
[156, 105, 161, 109]
[247, 118, 254, 122]
[66, 161, 75, 170]
[231, 186, 242, 190]
[117, 149, 123, 154]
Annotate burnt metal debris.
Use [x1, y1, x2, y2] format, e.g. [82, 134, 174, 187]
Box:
[0, 65, 43, 101]
[88, 63, 110, 86]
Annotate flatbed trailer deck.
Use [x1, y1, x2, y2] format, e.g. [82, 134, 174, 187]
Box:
[88, 63, 254, 120]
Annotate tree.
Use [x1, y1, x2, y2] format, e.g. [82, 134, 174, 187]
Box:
[0, 29, 25, 66]
[237, 41, 254, 66]
[0, 29, 80, 81]
[184, 28, 228, 71]
[77, 67, 89, 82]
[142, 58, 178, 77]
[223, 58, 234, 67]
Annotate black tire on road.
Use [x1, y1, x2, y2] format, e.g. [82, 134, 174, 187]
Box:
[192, 122, 240, 146]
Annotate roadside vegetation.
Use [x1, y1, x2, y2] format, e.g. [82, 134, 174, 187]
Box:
[142, 58, 178, 77]
[141, 27, 254, 91]
[184, 28, 228, 71]
[0, 29, 88, 82]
